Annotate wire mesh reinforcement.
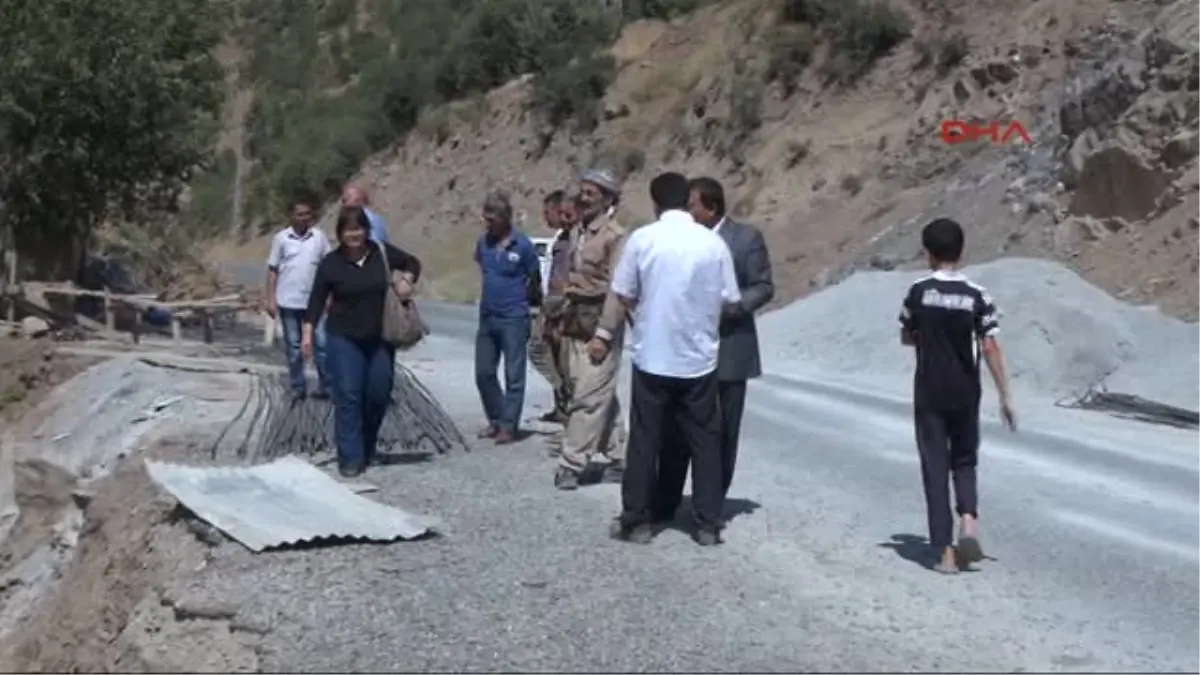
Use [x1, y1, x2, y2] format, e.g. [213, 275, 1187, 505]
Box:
[210, 363, 469, 462]
[1056, 387, 1200, 430]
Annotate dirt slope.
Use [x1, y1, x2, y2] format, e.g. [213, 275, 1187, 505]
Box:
[210, 0, 1199, 318]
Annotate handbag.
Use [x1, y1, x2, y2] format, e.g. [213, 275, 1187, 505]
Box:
[377, 241, 428, 349]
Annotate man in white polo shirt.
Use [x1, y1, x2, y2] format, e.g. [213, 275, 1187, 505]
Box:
[266, 192, 333, 401]
[589, 172, 741, 547]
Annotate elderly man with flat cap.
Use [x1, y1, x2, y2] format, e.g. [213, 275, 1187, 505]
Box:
[474, 190, 543, 445]
[553, 168, 629, 490]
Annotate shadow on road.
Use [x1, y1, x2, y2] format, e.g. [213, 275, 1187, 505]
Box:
[656, 496, 763, 535]
[283, 529, 442, 552]
[879, 533, 987, 573]
[724, 497, 762, 521]
[878, 533, 935, 570]
[308, 450, 434, 468]
[374, 451, 435, 466]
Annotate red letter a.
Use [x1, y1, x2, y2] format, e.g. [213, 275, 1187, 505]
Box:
[1002, 121, 1032, 144]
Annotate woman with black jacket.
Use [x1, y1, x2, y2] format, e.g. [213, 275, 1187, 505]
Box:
[302, 206, 423, 477]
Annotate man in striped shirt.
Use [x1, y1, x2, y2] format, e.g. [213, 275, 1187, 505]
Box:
[899, 217, 1016, 574]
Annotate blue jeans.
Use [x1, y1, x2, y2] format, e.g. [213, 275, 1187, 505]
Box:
[279, 308, 330, 395]
[327, 333, 395, 469]
[474, 314, 531, 433]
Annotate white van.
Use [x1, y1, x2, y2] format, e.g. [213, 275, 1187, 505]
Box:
[530, 234, 557, 297]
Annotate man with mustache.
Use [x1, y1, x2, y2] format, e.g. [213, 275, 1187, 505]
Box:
[553, 168, 628, 490]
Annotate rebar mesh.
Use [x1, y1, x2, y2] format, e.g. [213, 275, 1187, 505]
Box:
[1056, 387, 1199, 430]
[210, 362, 469, 461]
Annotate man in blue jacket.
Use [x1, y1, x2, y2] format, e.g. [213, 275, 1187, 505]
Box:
[474, 190, 543, 445]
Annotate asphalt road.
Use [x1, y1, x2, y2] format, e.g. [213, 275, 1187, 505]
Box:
[217, 263, 1199, 671]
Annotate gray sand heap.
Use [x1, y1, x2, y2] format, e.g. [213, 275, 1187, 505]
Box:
[759, 258, 1199, 410]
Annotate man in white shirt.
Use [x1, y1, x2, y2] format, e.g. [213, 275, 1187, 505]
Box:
[266, 193, 333, 401]
[589, 172, 741, 547]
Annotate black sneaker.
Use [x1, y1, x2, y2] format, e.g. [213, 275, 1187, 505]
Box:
[554, 467, 579, 491]
[338, 463, 364, 479]
[609, 518, 655, 544]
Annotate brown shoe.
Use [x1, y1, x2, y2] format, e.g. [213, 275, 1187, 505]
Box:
[494, 429, 515, 444]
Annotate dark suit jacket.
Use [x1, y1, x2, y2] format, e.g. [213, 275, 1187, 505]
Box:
[716, 218, 775, 381]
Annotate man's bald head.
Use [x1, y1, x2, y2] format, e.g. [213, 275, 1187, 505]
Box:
[341, 184, 370, 208]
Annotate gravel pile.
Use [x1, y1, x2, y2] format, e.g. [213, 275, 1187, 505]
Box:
[759, 257, 1198, 410]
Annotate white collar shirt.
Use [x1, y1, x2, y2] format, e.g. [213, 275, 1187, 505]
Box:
[610, 209, 741, 378]
[266, 226, 332, 309]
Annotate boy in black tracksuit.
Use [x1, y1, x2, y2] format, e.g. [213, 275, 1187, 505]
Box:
[898, 218, 1016, 574]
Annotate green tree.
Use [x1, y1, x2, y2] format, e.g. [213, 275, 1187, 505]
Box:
[237, 0, 621, 227]
[0, 0, 228, 271]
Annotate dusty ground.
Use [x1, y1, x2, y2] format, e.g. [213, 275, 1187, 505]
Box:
[208, 0, 1198, 318]
[0, 354, 269, 674]
[0, 338, 95, 423]
[0, 339, 98, 600]
[1, 437, 266, 674]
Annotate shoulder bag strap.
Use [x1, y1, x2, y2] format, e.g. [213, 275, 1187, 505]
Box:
[375, 240, 392, 288]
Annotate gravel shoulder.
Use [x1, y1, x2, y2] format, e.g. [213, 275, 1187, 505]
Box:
[242, 328, 1193, 672]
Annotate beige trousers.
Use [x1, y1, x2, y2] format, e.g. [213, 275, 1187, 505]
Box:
[558, 335, 626, 473]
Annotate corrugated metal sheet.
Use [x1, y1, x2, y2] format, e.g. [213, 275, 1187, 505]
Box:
[145, 456, 437, 552]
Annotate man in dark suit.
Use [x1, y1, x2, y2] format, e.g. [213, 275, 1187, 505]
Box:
[651, 177, 775, 525]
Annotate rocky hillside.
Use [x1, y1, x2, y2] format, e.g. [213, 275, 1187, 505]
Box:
[210, 0, 1199, 319]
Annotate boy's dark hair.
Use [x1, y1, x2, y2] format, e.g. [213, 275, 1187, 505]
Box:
[544, 189, 565, 206]
[292, 189, 320, 210]
[921, 217, 965, 263]
[687, 177, 726, 218]
[649, 172, 690, 212]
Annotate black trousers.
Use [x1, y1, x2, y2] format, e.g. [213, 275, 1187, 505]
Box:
[621, 366, 724, 532]
[913, 405, 980, 549]
[716, 380, 747, 495]
[654, 379, 746, 519]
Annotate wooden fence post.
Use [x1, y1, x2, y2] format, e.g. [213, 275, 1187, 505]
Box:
[4, 247, 16, 324]
[104, 290, 115, 331]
